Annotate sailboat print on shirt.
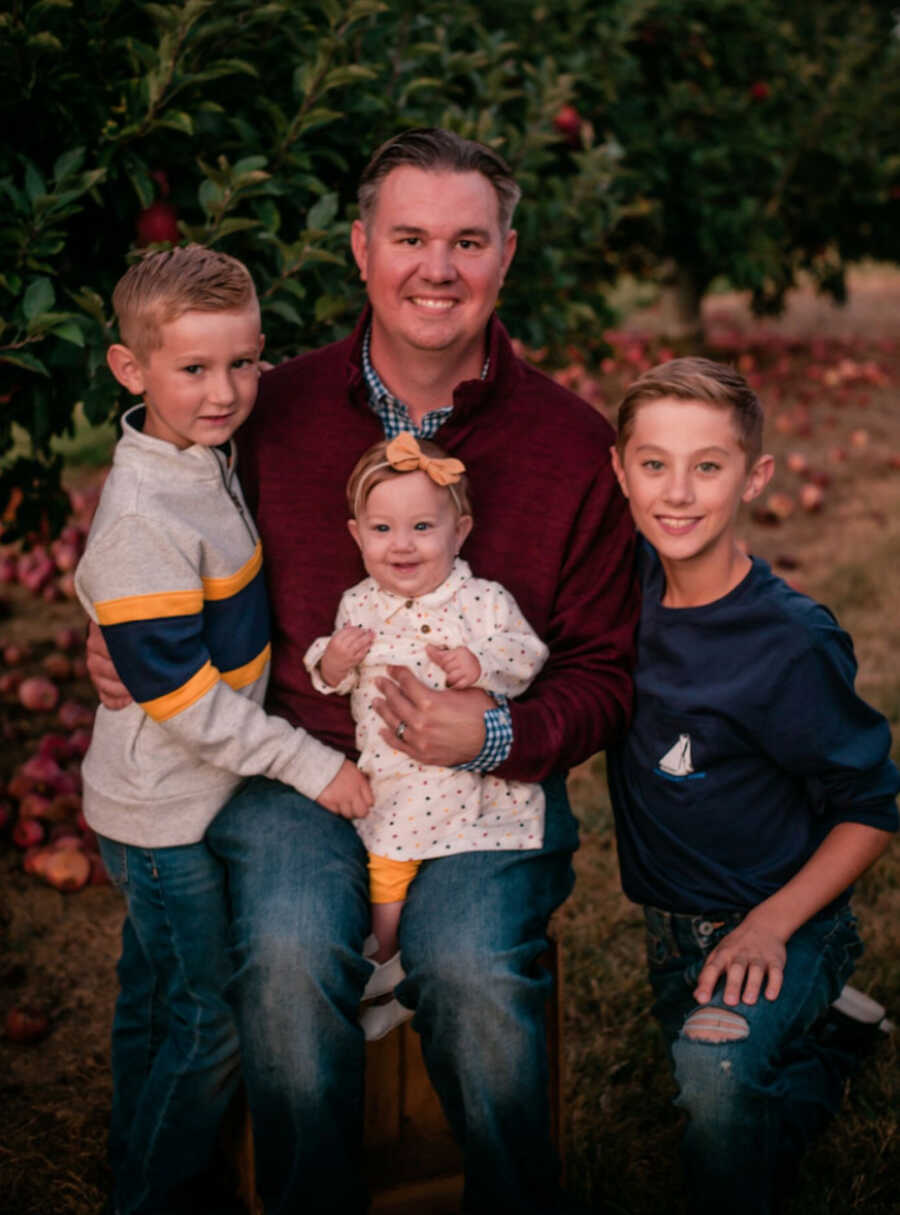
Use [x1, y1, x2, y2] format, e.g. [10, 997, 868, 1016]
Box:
[655, 733, 706, 782]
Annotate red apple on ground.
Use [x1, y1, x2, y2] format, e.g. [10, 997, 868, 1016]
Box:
[42, 845, 91, 891]
[43, 652, 72, 680]
[5, 1006, 51, 1044]
[19, 676, 60, 711]
[800, 484, 825, 512]
[58, 700, 94, 729]
[12, 818, 45, 848]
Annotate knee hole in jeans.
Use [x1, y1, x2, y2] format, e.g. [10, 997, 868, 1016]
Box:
[682, 1006, 749, 1043]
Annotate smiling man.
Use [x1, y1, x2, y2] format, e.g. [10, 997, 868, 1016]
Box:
[88, 129, 638, 1214]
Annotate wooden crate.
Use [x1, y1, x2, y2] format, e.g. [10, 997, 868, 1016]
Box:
[231, 941, 563, 1213]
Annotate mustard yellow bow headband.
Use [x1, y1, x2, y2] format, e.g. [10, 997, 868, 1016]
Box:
[384, 432, 466, 487]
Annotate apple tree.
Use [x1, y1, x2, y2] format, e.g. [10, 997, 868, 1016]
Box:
[0, 0, 629, 539]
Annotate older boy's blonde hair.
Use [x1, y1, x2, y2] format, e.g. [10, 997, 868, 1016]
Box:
[616, 357, 764, 465]
[346, 438, 473, 522]
[112, 244, 258, 361]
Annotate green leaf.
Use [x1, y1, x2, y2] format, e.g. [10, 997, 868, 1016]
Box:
[51, 321, 86, 346]
[23, 278, 56, 320]
[27, 31, 63, 52]
[263, 299, 304, 325]
[319, 65, 377, 94]
[306, 192, 338, 230]
[24, 162, 46, 203]
[53, 147, 86, 183]
[233, 155, 269, 175]
[296, 106, 343, 133]
[210, 218, 263, 240]
[199, 179, 226, 212]
[0, 350, 50, 376]
[156, 111, 194, 136]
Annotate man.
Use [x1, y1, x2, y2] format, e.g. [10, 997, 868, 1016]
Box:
[89, 128, 638, 1214]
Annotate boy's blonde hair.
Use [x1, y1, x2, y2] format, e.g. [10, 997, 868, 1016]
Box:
[112, 244, 258, 361]
[346, 438, 473, 521]
[616, 357, 764, 465]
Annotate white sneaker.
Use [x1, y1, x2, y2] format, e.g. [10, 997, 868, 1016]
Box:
[359, 997, 414, 1042]
[362, 951, 406, 1001]
[831, 984, 892, 1033]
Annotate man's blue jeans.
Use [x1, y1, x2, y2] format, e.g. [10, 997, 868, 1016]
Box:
[645, 903, 863, 1215]
[97, 834, 242, 1215]
[205, 771, 579, 1215]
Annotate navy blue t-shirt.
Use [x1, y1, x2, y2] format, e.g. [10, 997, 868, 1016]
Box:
[607, 543, 899, 915]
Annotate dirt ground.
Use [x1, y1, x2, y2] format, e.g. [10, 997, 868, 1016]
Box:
[1, 266, 899, 1215]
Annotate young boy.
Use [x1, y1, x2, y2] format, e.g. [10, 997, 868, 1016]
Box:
[74, 245, 371, 1215]
[606, 357, 898, 1215]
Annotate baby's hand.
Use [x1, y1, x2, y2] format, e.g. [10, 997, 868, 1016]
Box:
[427, 644, 481, 689]
[317, 759, 373, 819]
[320, 626, 374, 688]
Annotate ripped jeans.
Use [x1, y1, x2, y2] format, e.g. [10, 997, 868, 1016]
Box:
[645, 904, 862, 1215]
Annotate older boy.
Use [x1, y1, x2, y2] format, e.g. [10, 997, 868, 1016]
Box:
[76, 245, 369, 1215]
[608, 357, 898, 1214]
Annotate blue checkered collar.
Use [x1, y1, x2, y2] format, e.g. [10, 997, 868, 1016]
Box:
[361, 324, 490, 440]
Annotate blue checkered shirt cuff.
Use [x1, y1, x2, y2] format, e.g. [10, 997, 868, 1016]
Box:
[457, 695, 513, 773]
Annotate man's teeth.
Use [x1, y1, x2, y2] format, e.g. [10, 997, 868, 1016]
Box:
[412, 298, 454, 310]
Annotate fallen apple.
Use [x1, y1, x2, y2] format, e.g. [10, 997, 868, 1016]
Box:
[4, 1006, 51, 1044]
[800, 483, 825, 512]
[43, 652, 73, 680]
[42, 845, 91, 891]
[19, 676, 60, 712]
[12, 818, 45, 848]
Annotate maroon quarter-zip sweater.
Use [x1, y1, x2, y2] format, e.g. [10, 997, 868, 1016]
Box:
[237, 309, 638, 783]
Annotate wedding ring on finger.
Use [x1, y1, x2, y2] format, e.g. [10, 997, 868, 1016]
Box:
[395, 720, 407, 741]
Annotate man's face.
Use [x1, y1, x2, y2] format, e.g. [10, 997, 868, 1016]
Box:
[351, 166, 517, 366]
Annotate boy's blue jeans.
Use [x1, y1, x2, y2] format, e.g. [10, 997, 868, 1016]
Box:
[645, 903, 863, 1215]
[97, 834, 242, 1215]
[204, 771, 580, 1215]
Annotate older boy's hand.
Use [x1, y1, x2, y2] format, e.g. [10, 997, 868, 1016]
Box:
[86, 621, 133, 710]
[693, 914, 787, 1007]
[320, 626, 374, 688]
[317, 758, 373, 819]
[427, 644, 481, 689]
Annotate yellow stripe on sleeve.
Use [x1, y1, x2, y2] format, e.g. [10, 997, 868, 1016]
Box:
[203, 542, 263, 601]
[139, 661, 220, 722]
[221, 643, 270, 691]
[96, 588, 203, 626]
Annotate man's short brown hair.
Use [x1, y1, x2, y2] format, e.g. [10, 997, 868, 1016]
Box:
[346, 438, 473, 522]
[357, 128, 521, 235]
[112, 244, 258, 361]
[616, 357, 764, 465]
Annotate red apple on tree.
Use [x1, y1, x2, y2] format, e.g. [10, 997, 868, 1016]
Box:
[137, 199, 179, 246]
[553, 105, 582, 146]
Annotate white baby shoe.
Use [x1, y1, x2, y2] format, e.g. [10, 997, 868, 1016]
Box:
[359, 997, 414, 1042]
[362, 951, 405, 1000]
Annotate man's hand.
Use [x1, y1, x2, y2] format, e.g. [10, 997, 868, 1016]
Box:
[373, 665, 492, 767]
[317, 758, 373, 819]
[693, 912, 787, 1007]
[86, 620, 132, 710]
[320, 625, 374, 688]
[427, 643, 481, 690]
